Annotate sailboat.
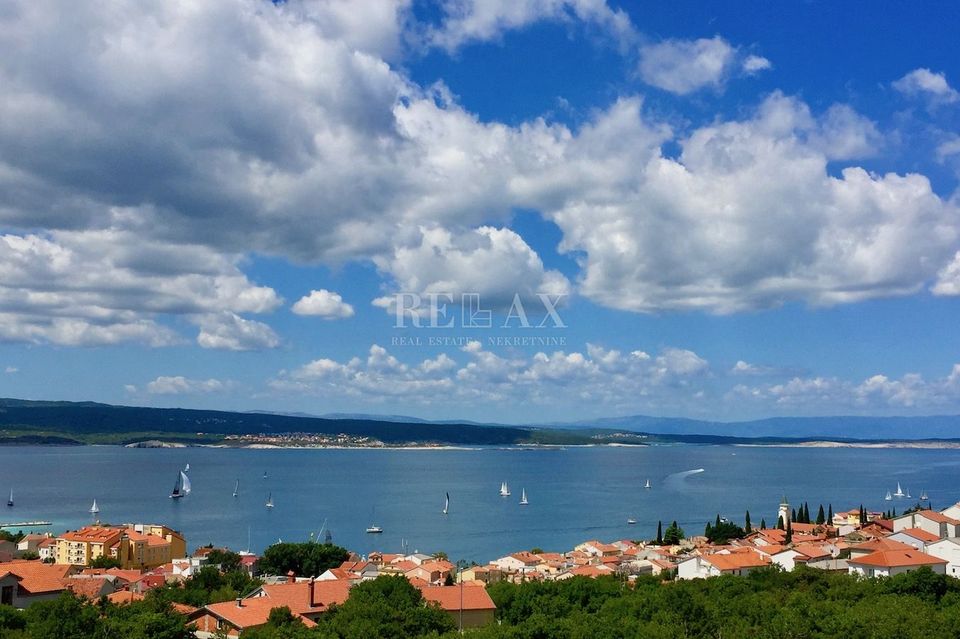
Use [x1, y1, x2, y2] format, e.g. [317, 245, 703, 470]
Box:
[626, 518, 637, 525]
[920, 489, 929, 501]
[884, 490, 893, 501]
[442, 492, 449, 515]
[644, 479, 652, 489]
[6, 489, 12, 507]
[906, 489, 912, 498]
[184, 463, 190, 473]
[265, 493, 274, 508]
[89, 499, 99, 514]
[170, 470, 191, 499]
[263, 471, 268, 479]
[519, 488, 528, 505]
[233, 480, 239, 498]
[894, 482, 905, 498]
[499, 481, 511, 497]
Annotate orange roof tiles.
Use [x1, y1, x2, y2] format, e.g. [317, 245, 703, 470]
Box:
[418, 584, 496, 611]
[0, 560, 73, 594]
[849, 549, 946, 568]
[899, 528, 941, 543]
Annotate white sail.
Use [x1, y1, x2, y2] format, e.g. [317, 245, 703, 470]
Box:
[520, 488, 528, 505]
[7, 489, 12, 506]
[894, 482, 904, 497]
[500, 481, 511, 497]
[443, 492, 449, 515]
[644, 479, 651, 489]
[233, 480, 239, 497]
[184, 463, 190, 472]
[90, 499, 99, 514]
[180, 471, 192, 496]
[266, 492, 274, 508]
[885, 490, 893, 501]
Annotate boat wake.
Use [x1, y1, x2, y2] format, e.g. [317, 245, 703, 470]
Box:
[663, 468, 705, 489]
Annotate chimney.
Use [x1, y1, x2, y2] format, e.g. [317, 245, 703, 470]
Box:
[235, 597, 243, 608]
[309, 577, 315, 607]
[287, 570, 296, 583]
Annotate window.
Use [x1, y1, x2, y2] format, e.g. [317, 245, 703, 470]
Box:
[1, 585, 13, 606]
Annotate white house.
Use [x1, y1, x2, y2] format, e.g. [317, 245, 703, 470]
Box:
[924, 539, 960, 578]
[677, 550, 770, 580]
[492, 552, 541, 574]
[888, 528, 941, 551]
[847, 549, 946, 578]
[892, 510, 960, 539]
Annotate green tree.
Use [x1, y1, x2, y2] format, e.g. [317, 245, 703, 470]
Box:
[705, 520, 746, 544]
[89, 555, 122, 569]
[655, 521, 663, 545]
[760, 518, 767, 529]
[816, 504, 826, 525]
[206, 548, 242, 574]
[316, 575, 454, 638]
[785, 518, 793, 544]
[662, 521, 684, 545]
[258, 542, 349, 578]
[828, 503, 833, 522]
[744, 510, 752, 533]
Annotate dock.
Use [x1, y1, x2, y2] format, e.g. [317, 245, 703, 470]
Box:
[0, 521, 52, 528]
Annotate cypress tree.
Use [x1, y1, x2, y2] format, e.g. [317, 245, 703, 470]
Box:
[715, 514, 722, 528]
[785, 518, 793, 544]
[816, 504, 825, 525]
[893, 507, 897, 518]
[656, 520, 663, 545]
[791, 508, 797, 522]
[760, 518, 767, 529]
[745, 510, 752, 533]
[804, 502, 811, 523]
[828, 504, 833, 523]
[777, 515, 784, 530]
[705, 522, 712, 537]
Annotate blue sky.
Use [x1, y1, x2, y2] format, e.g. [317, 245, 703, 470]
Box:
[1, 0, 960, 423]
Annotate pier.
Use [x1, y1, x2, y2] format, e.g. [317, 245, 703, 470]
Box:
[0, 521, 52, 528]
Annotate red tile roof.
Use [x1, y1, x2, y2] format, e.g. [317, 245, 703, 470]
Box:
[0, 560, 73, 594]
[849, 550, 946, 568]
[418, 584, 496, 611]
[899, 528, 941, 543]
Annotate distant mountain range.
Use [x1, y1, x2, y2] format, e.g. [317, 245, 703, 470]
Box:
[2, 398, 960, 445]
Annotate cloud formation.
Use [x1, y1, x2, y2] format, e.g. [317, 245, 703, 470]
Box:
[144, 376, 231, 395]
[637, 36, 770, 94]
[893, 68, 959, 104]
[292, 289, 355, 319]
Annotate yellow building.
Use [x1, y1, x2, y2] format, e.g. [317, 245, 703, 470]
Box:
[55, 524, 186, 570]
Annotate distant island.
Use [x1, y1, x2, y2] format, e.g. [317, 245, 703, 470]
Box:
[2, 397, 960, 449]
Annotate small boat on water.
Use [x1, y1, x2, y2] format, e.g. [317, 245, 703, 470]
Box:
[920, 489, 929, 501]
[519, 488, 528, 505]
[89, 499, 99, 514]
[263, 471, 268, 479]
[499, 481, 511, 497]
[644, 479, 651, 489]
[265, 493, 274, 509]
[184, 463, 190, 473]
[906, 489, 912, 498]
[170, 470, 191, 499]
[894, 482, 905, 498]
[365, 525, 383, 534]
[626, 518, 637, 525]
[442, 492, 449, 515]
[6, 489, 12, 508]
[233, 480, 239, 498]
[884, 490, 893, 501]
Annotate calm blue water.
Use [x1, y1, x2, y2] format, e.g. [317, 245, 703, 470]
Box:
[1, 445, 958, 563]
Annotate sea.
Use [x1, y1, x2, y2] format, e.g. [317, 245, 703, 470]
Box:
[1, 444, 957, 563]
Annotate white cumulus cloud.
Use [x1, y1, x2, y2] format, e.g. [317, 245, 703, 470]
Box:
[893, 68, 960, 104]
[292, 289, 355, 319]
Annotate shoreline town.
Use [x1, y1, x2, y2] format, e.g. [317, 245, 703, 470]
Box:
[3, 495, 960, 636]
